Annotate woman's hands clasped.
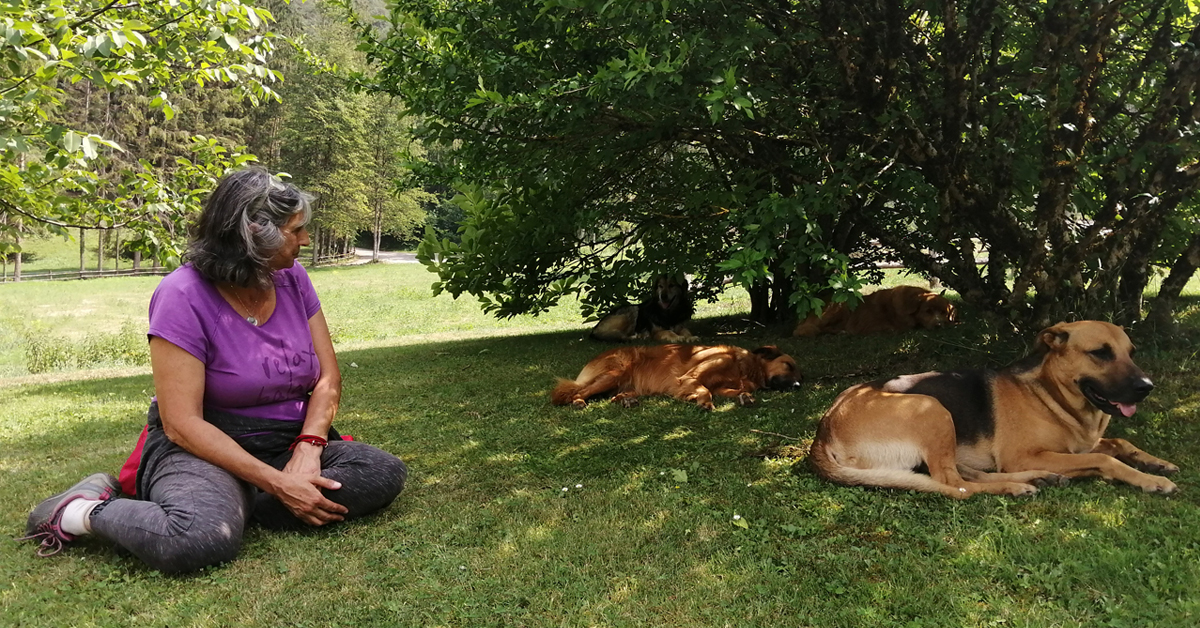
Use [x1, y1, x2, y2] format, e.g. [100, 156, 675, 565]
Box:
[275, 443, 348, 526]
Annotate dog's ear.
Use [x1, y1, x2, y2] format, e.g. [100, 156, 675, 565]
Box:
[902, 291, 926, 316]
[752, 345, 784, 360]
[1034, 323, 1071, 353]
[673, 272, 689, 291]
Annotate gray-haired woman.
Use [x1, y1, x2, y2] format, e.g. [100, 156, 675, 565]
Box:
[20, 167, 408, 573]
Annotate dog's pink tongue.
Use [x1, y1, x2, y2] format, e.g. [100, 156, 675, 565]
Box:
[1116, 402, 1137, 417]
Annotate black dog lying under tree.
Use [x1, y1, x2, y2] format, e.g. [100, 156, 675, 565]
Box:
[590, 274, 697, 342]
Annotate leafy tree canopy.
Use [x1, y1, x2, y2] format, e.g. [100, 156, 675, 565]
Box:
[1, 0, 281, 262]
[359, 0, 1200, 328]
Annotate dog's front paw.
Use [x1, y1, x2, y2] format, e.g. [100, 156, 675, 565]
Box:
[1010, 483, 1039, 497]
[1032, 473, 1070, 488]
[696, 400, 715, 411]
[1140, 475, 1178, 494]
[611, 394, 640, 408]
[736, 392, 757, 407]
[1139, 460, 1180, 475]
[571, 399, 588, 409]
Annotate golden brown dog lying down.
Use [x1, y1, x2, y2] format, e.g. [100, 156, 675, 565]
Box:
[793, 285, 957, 337]
[810, 321, 1177, 498]
[552, 344, 802, 410]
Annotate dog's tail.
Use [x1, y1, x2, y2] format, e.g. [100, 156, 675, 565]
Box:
[551, 379, 583, 406]
[809, 437, 970, 499]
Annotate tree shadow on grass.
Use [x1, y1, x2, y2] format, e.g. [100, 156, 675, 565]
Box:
[4, 321, 1200, 626]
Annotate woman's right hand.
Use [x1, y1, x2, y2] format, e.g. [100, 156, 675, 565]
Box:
[270, 472, 349, 526]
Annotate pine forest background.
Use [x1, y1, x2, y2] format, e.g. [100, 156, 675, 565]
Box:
[1, 0, 455, 276]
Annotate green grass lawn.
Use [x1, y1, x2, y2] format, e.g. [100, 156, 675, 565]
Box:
[3, 263, 1200, 627]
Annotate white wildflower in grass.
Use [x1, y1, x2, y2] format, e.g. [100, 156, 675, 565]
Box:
[733, 514, 742, 520]
[562, 487, 569, 492]
[575, 484, 582, 488]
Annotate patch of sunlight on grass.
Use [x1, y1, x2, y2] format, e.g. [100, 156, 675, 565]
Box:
[554, 437, 607, 459]
[494, 538, 518, 559]
[661, 427, 693, 441]
[523, 524, 555, 543]
[962, 533, 1002, 562]
[735, 433, 762, 447]
[623, 435, 649, 446]
[640, 509, 671, 533]
[1057, 528, 1093, 542]
[794, 493, 846, 521]
[618, 470, 650, 494]
[417, 473, 447, 487]
[606, 575, 643, 604]
[1079, 499, 1128, 528]
[761, 458, 798, 472]
[485, 452, 529, 464]
[684, 562, 722, 585]
[1172, 397, 1200, 415]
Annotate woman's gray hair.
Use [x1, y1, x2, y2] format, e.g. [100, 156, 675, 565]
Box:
[188, 167, 314, 289]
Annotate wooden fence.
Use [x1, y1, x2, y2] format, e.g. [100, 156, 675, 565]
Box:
[0, 253, 360, 284]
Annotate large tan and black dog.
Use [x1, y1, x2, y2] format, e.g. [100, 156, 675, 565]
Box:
[590, 274, 696, 342]
[810, 321, 1177, 498]
[794, 285, 957, 337]
[552, 344, 801, 410]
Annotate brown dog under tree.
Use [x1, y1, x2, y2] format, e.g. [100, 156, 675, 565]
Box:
[552, 344, 802, 410]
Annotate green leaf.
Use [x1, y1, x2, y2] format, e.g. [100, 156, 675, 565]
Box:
[62, 130, 81, 153]
[81, 136, 98, 159]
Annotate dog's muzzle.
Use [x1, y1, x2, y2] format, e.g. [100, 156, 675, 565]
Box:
[1080, 376, 1153, 418]
[768, 376, 803, 391]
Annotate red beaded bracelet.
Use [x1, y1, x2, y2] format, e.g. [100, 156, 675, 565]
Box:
[288, 434, 329, 451]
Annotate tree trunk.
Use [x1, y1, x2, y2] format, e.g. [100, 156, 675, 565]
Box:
[97, 228, 105, 271]
[373, 224, 381, 262]
[79, 227, 86, 277]
[2, 213, 8, 281]
[1113, 225, 1161, 326]
[114, 229, 120, 270]
[748, 281, 770, 322]
[1145, 233, 1200, 330]
[13, 229, 21, 282]
[133, 250, 141, 270]
[311, 227, 320, 266]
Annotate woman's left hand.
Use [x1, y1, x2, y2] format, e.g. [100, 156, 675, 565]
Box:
[283, 441, 324, 477]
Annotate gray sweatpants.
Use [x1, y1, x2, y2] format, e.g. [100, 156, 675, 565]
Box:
[90, 440, 407, 574]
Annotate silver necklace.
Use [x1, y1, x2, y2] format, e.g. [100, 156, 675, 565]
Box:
[228, 286, 267, 326]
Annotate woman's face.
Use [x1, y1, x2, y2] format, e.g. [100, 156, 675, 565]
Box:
[268, 212, 310, 271]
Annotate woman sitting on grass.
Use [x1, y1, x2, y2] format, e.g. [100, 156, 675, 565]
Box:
[19, 167, 408, 573]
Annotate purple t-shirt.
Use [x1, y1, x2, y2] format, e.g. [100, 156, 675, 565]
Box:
[148, 263, 322, 423]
